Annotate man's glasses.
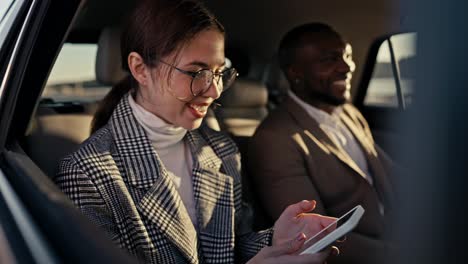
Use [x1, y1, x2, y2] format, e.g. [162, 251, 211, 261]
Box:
[159, 60, 238, 97]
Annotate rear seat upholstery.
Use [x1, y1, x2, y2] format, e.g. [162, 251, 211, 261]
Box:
[215, 78, 269, 137]
[24, 27, 128, 177]
[95, 27, 127, 85]
[25, 112, 94, 176]
[264, 57, 290, 107]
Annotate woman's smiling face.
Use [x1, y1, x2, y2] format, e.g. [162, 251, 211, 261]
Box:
[132, 29, 226, 130]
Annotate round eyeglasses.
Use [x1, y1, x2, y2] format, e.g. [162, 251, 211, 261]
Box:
[159, 60, 238, 97]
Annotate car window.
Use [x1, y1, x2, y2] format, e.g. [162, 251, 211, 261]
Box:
[0, 0, 15, 29]
[42, 43, 111, 102]
[0, 0, 14, 21]
[0, 0, 24, 50]
[364, 32, 416, 108]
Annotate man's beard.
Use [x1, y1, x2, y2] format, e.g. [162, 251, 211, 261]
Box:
[307, 89, 347, 106]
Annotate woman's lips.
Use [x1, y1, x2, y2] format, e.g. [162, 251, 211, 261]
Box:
[187, 103, 209, 118]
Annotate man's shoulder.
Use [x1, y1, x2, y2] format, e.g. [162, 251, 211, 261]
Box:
[252, 104, 296, 142]
[261, 103, 295, 127]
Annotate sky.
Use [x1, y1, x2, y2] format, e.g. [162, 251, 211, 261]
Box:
[377, 32, 417, 62]
[0, 0, 13, 22]
[47, 43, 97, 85]
[0, 1, 96, 86]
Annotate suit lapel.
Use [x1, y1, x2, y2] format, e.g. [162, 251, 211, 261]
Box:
[285, 98, 367, 178]
[110, 95, 199, 264]
[339, 106, 395, 209]
[338, 108, 376, 156]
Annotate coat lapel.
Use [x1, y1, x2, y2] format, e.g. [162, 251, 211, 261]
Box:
[338, 107, 376, 156]
[339, 106, 395, 209]
[285, 98, 367, 178]
[110, 95, 199, 264]
[185, 129, 236, 262]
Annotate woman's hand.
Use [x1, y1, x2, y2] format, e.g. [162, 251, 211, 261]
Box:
[272, 200, 336, 246]
[248, 232, 337, 264]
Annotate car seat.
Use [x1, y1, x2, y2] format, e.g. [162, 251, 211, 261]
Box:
[214, 78, 269, 137]
[24, 27, 126, 177]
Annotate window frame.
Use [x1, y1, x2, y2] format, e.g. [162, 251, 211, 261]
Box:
[354, 32, 416, 110]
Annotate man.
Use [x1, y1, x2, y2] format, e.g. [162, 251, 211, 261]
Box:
[248, 23, 396, 263]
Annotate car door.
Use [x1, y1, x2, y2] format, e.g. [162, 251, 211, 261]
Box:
[0, 0, 136, 263]
[0, 1, 58, 262]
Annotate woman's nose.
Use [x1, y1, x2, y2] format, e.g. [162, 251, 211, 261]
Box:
[204, 77, 222, 99]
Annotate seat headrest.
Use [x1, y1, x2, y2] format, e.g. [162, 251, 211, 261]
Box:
[95, 27, 128, 85]
[264, 58, 290, 97]
[218, 78, 268, 108]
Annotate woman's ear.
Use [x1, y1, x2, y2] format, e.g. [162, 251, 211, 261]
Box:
[128, 52, 150, 87]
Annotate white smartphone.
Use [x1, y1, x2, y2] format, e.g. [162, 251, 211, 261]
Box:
[299, 205, 365, 255]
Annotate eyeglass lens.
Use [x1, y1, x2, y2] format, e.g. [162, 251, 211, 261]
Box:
[191, 69, 237, 96]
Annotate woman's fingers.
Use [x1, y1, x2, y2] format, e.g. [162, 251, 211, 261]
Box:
[287, 233, 307, 254]
[267, 232, 306, 256]
[283, 200, 317, 219]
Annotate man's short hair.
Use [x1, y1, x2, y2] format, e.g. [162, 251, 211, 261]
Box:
[278, 22, 340, 72]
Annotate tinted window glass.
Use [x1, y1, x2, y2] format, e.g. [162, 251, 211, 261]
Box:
[365, 32, 417, 108]
[43, 43, 111, 102]
[0, 0, 22, 50]
[0, 0, 15, 24]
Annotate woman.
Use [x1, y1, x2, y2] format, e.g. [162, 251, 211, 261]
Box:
[55, 0, 336, 263]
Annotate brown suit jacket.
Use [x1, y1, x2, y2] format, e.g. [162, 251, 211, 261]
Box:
[248, 97, 397, 264]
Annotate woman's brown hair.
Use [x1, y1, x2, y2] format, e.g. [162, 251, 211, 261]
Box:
[91, 0, 225, 133]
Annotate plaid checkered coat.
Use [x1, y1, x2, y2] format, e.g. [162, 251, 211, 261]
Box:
[55, 96, 273, 263]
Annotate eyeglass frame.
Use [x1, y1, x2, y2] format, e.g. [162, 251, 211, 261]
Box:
[157, 59, 238, 97]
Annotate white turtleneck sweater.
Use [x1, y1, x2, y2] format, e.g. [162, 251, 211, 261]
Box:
[128, 94, 198, 227]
